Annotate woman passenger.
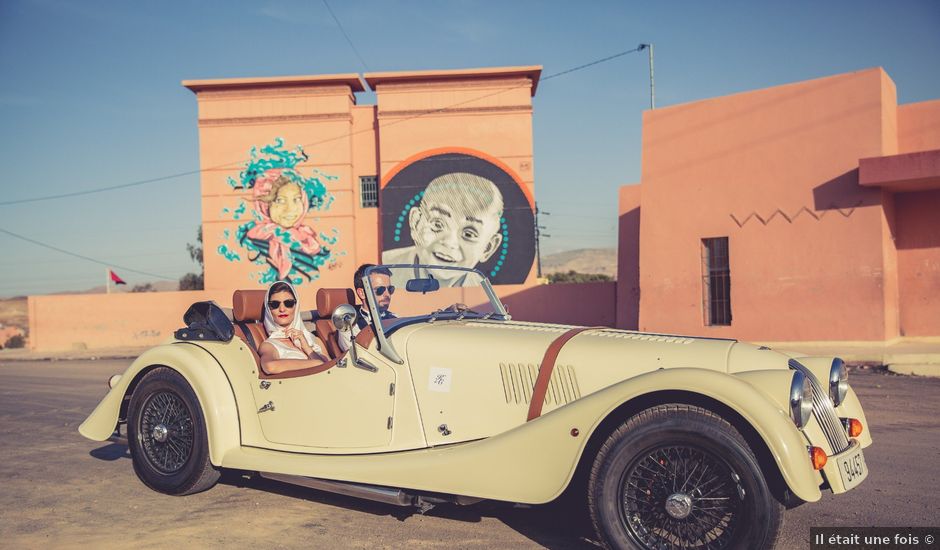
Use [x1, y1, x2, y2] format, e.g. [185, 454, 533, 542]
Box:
[258, 281, 328, 374]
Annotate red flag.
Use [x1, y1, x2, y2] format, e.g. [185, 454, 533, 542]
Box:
[109, 270, 127, 285]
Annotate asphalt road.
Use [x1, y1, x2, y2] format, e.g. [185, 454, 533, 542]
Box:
[0, 359, 937, 549]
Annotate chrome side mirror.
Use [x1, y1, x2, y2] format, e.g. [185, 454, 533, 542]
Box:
[331, 303, 359, 365]
[331, 304, 357, 332]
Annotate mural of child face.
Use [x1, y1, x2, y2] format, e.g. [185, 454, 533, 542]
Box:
[409, 194, 502, 270]
[268, 182, 305, 228]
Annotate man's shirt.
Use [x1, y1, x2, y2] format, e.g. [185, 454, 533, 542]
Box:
[337, 305, 397, 352]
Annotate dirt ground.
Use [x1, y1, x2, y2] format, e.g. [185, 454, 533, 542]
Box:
[0, 359, 937, 549]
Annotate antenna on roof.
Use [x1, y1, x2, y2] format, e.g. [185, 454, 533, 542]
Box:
[638, 43, 655, 109]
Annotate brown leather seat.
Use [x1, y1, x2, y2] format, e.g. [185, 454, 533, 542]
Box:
[316, 288, 356, 359]
[232, 289, 332, 375]
[232, 290, 268, 368]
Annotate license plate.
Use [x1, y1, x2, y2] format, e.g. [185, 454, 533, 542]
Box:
[837, 448, 868, 490]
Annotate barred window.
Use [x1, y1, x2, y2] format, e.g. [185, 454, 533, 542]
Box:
[360, 176, 378, 208]
[701, 237, 732, 326]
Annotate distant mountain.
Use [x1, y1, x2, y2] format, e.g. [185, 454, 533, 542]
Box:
[49, 280, 180, 295]
[0, 297, 28, 332]
[542, 248, 617, 277]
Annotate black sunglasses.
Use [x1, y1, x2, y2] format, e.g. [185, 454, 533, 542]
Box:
[374, 286, 395, 296]
[268, 299, 297, 309]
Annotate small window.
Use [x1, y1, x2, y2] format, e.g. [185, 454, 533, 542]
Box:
[701, 237, 732, 326]
[360, 176, 378, 208]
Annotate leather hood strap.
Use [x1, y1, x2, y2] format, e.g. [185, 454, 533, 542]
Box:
[526, 326, 604, 422]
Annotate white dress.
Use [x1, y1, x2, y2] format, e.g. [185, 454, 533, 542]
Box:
[264, 338, 308, 360]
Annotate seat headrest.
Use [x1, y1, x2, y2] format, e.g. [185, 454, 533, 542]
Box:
[317, 288, 356, 317]
[233, 290, 267, 322]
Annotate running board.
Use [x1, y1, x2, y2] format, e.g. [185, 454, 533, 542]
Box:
[259, 472, 482, 512]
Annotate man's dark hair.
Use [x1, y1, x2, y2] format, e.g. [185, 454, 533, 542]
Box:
[354, 264, 392, 289]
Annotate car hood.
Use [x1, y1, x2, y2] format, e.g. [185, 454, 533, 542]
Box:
[395, 320, 787, 400]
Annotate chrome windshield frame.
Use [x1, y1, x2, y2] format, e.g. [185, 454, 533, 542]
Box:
[360, 264, 508, 364]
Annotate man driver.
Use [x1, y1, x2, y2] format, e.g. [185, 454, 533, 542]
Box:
[338, 263, 397, 353]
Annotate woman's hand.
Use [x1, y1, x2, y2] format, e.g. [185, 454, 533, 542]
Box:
[284, 328, 312, 355]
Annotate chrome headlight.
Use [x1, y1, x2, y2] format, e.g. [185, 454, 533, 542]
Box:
[829, 358, 848, 407]
[789, 370, 813, 429]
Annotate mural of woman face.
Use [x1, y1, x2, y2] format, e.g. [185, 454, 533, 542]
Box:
[268, 181, 305, 228]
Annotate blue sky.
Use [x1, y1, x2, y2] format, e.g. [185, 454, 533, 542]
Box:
[1, 0, 938, 296]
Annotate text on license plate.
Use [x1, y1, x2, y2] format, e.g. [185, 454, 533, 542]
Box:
[837, 448, 867, 490]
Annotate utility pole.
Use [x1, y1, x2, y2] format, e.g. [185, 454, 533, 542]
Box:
[638, 43, 655, 109]
[534, 203, 550, 278]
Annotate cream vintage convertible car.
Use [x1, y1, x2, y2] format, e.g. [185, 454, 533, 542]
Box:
[80, 265, 871, 549]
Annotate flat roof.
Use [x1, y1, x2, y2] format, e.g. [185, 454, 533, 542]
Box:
[182, 73, 366, 93]
[364, 66, 542, 96]
[859, 148, 940, 192]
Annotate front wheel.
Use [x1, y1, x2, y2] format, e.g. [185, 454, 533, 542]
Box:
[588, 404, 783, 549]
[127, 367, 220, 495]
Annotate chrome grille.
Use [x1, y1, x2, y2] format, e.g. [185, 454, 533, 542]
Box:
[789, 359, 850, 453]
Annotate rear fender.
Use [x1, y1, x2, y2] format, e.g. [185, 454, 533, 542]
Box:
[78, 343, 240, 465]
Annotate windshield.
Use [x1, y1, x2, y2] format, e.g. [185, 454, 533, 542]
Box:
[363, 264, 508, 323]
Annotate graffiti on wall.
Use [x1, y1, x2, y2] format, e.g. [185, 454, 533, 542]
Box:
[380, 150, 535, 286]
[217, 138, 341, 285]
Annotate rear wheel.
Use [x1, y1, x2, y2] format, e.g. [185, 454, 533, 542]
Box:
[588, 404, 782, 549]
[127, 367, 220, 495]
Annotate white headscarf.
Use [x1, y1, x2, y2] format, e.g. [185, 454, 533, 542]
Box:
[263, 281, 321, 352]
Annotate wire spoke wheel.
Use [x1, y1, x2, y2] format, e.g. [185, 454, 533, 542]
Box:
[588, 405, 783, 550]
[128, 367, 220, 495]
[620, 445, 742, 549]
[138, 390, 195, 474]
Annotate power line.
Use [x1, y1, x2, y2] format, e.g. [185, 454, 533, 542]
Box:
[322, 0, 370, 71]
[0, 46, 643, 208]
[0, 171, 198, 206]
[0, 227, 178, 281]
[540, 46, 642, 82]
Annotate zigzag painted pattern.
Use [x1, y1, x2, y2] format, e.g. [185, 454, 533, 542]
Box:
[730, 201, 862, 227]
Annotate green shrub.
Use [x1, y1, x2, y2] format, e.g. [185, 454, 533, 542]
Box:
[5, 334, 25, 349]
[546, 270, 613, 284]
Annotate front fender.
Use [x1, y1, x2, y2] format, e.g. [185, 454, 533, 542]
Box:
[569, 368, 821, 503]
[78, 342, 240, 465]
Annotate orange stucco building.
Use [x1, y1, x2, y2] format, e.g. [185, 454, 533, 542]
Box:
[617, 68, 940, 341]
[183, 67, 543, 308]
[30, 66, 620, 351]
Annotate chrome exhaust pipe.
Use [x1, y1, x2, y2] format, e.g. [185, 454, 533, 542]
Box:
[260, 472, 417, 507]
[259, 472, 483, 510]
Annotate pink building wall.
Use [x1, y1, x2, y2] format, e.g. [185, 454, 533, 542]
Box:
[622, 68, 939, 341]
[616, 185, 641, 329]
[895, 99, 940, 336]
[27, 290, 229, 351]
